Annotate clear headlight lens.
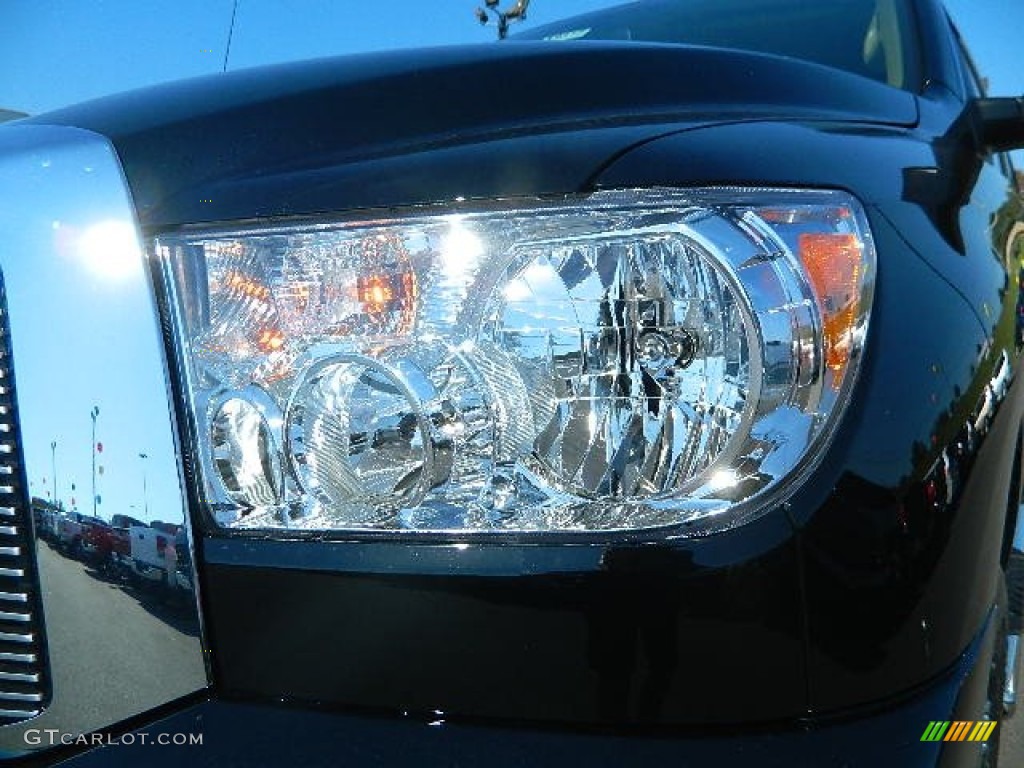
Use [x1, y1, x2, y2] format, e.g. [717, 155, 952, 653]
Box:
[156, 189, 874, 535]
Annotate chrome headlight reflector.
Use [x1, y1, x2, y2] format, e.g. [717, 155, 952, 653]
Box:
[156, 188, 874, 535]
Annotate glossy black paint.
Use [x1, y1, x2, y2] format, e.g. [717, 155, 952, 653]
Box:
[44, 612, 996, 768]
[28, 42, 915, 231]
[190, 138, 1020, 721]
[19, 0, 1024, 754]
[201, 509, 804, 725]
[598, 108, 1024, 714]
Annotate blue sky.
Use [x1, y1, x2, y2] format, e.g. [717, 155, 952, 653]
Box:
[1, 0, 1022, 523]
[2, 1, 1021, 114]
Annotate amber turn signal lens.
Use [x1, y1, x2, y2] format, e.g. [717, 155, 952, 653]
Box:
[798, 231, 863, 376]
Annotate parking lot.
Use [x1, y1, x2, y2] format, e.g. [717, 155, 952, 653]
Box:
[3, 542, 206, 745]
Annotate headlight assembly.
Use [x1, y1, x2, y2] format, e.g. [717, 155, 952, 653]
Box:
[155, 188, 875, 536]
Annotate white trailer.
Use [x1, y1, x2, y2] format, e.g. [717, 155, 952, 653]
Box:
[128, 525, 177, 586]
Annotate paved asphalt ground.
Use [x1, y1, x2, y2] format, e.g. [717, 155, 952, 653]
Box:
[0, 541, 206, 751]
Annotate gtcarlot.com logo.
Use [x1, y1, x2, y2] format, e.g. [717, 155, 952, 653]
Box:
[920, 721, 998, 743]
[23, 730, 203, 747]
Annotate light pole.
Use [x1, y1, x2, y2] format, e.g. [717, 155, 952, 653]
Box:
[90, 406, 99, 517]
[50, 440, 58, 509]
[475, 0, 531, 40]
[139, 452, 149, 519]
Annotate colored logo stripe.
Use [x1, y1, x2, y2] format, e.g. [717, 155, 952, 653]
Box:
[920, 721, 997, 742]
[921, 721, 950, 742]
[946, 721, 971, 741]
[970, 721, 998, 742]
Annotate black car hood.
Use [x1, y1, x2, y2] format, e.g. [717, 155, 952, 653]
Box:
[29, 41, 919, 228]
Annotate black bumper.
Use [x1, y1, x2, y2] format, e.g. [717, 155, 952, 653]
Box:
[48, 611, 998, 768]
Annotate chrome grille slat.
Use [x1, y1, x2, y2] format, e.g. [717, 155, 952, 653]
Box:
[0, 671, 38, 684]
[0, 708, 40, 719]
[0, 653, 35, 664]
[0, 272, 50, 724]
[0, 633, 33, 644]
[0, 691, 42, 702]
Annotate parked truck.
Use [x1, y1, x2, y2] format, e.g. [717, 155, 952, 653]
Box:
[127, 523, 179, 588]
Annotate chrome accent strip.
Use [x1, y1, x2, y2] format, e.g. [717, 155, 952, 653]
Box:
[0, 672, 39, 684]
[0, 632, 32, 644]
[0, 709, 39, 720]
[0, 547, 21, 557]
[0, 123, 208, 750]
[0, 526, 17, 536]
[0, 691, 42, 703]
[0, 592, 28, 603]
[1005, 503, 1024, 717]
[1005, 634, 1019, 717]
[0, 611, 29, 623]
[0, 568, 24, 578]
[0, 653, 35, 663]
